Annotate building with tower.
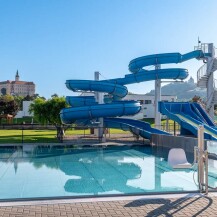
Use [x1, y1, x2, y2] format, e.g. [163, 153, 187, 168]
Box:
[0, 71, 35, 96]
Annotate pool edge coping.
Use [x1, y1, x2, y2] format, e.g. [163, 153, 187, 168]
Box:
[1, 192, 216, 207]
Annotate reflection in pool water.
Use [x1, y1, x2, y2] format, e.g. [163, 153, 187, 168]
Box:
[0, 145, 213, 200]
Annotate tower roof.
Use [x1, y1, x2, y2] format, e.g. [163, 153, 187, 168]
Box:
[15, 70, 20, 81]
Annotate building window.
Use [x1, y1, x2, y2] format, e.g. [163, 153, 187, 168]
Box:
[144, 100, 152, 104]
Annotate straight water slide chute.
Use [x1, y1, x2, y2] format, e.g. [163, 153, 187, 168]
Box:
[159, 101, 217, 140]
[60, 50, 204, 139]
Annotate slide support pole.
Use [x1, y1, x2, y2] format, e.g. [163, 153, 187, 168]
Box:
[207, 43, 215, 120]
[198, 125, 206, 192]
[155, 64, 161, 129]
[94, 71, 105, 142]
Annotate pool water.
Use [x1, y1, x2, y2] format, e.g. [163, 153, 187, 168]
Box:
[0, 145, 215, 200]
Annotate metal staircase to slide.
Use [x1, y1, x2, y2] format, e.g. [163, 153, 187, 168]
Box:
[197, 56, 217, 112]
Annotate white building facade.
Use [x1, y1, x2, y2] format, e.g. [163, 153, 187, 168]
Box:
[15, 101, 33, 118]
[0, 71, 35, 97]
[123, 94, 177, 119]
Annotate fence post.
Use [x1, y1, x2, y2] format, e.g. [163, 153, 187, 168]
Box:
[22, 127, 24, 144]
[166, 117, 169, 132]
[198, 125, 205, 192]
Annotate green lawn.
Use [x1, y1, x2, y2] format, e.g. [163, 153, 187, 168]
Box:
[0, 128, 129, 143]
[0, 129, 58, 143]
[0, 118, 179, 144]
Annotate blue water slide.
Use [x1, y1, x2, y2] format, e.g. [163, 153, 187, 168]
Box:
[60, 50, 205, 139]
[192, 103, 216, 128]
[104, 118, 169, 139]
[66, 96, 97, 107]
[128, 50, 204, 73]
[61, 100, 141, 125]
[66, 80, 128, 98]
[159, 102, 217, 140]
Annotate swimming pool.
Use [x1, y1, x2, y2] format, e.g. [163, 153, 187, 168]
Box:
[0, 145, 216, 200]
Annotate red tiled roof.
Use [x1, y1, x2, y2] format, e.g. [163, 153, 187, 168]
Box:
[11, 81, 35, 85]
[0, 80, 35, 85]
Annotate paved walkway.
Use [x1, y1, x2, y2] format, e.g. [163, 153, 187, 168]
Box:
[0, 194, 217, 217]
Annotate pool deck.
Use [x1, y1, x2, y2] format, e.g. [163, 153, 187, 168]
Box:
[1, 193, 217, 216]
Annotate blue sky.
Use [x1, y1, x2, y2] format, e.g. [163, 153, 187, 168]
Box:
[1, 0, 217, 98]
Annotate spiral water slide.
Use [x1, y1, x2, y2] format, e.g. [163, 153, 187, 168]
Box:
[60, 50, 204, 139]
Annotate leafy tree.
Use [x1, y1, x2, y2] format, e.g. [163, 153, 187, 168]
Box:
[0, 95, 19, 116]
[30, 93, 46, 100]
[51, 93, 58, 98]
[0, 95, 14, 102]
[29, 96, 69, 141]
[23, 95, 33, 101]
[14, 96, 24, 110]
[1, 88, 6, 95]
[191, 95, 201, 102]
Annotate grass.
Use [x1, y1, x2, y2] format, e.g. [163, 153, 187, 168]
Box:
[0, 118, 179, 144]
[142, 118, 154, 125]
[0, 128, 129, 144]
[0, 129, 58, 143]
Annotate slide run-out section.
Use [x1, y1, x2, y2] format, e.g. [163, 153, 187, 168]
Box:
[104, 118, 168, 139]
[60, 50, 204, 139]
[159, 102, 217, 140]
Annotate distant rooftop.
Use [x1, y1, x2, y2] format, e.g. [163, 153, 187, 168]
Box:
[0, 70, 35, 84]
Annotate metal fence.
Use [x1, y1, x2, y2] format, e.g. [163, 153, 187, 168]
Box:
[0, 124, 56, 130]
[0, 125, 140, 145]
[154, 123, 181, 135]
[0, 122, 181, 145]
